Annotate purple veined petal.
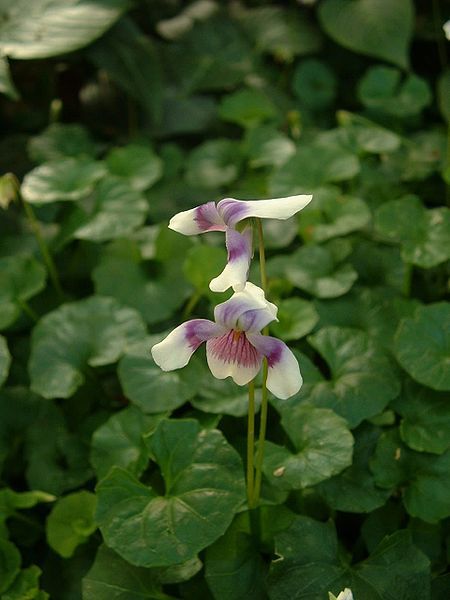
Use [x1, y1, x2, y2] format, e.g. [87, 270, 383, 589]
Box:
[206, 330, 262, 385]
[214, 281, 272, 329]
[246, 333, 302, 399]
[237, 298, 278, 333]
[209, 226, 253, 293]
[169, 202, 227, 235]
[217, 194, 313, 226]
[151, 319, 225, 371]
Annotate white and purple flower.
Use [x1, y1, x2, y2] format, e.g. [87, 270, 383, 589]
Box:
[169, 194, 312, 293]
[151, 282, 302, 399]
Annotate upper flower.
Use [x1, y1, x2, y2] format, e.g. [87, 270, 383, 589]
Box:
[151, 282, 302, 399]
[168, 194, 312, 293]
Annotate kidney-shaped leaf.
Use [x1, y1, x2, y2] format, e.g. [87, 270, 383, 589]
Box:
[263, 405, 354, 490]
[0, 0, 129, 59]
[394, 303, 450, 391]
[29, 296, 146, 399]
[96, 419, 245, 567]
[375, 195, 450, 268]
[106, 144, 163, 192]
[21, 158, 105, 204]
[297, 327, 400, 427]
[318, 0, 413, 69]
[0, 255, 46, 330]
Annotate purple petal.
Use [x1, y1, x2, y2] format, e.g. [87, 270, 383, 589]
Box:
[209, 226, 253, 293]
[246, 333, 302, 399]
[169, 202, 226, 235]
[206, 330, 262, 385]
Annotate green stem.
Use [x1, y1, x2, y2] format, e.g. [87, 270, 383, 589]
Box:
[182, 291, 201, 319]
[22, 199, 64, 299]
[247, 380, 256, 507]
[17, 298, 39, 323]
[251, 218, 269, 507]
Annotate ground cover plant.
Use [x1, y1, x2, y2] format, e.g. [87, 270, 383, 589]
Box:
[0, 0, 449, 598]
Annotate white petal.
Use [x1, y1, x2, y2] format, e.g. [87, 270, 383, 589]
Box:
[206, 331, 262, 385]
[169, 202, 226, 235]
[214, 281, 276, 330]
[444, 20, 450, 41]
[246, 333, 302, 399]
[217, 194, 313, 226]
[209, 226, 252, 293]
[336, 590, 354, 600]
[151, 319, 224, 371]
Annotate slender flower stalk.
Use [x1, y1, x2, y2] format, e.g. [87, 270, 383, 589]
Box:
[247, 380, 256, 504]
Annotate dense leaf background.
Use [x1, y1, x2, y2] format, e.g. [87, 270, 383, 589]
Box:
[0, 0, 449, 598]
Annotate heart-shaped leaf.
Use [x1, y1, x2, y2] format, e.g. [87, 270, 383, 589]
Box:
[105, 144, 163, 191]
[375, 195, 450, 268]
[393, 380, 450, 455]
[186, 139, 242, 189]
[288, 327, 400, 427]
[394, 303, 450, 391]
[269, 298, 319, 341]
[318, 0, 414, 69]
[91, 407, 167, 480]
[263, 405, 354, 490]
[0, 255, 46, 330]
[46, 491, 97, 558]
[96, 419, 245, 567]
[0, 0, 129, 59]
[370, 429, 450, 523]
[28, 123, 97, 163]
[29, 296, 146, 399]
[21, 158, 105, 204]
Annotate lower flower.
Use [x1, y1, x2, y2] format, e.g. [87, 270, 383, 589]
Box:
[151, 283, 302, 400]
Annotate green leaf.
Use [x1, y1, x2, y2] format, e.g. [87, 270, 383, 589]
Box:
[46, 491, 96, 558]
[70, 177, 148, 242]
[218, 88, 277, 128]
[25, 403, 92, 495]
[270, 144, 359, 194]
[106, 144, 163, 192]
[244, 126, 296, 169]
[93, 254, 191, 326]
[205, 512, 266, 600]
[88, 18, 162, 124]
[268, 517, 430, 599]
[357, 66, 431, 117]
[118, 337, 201, 413]
[318, 425, 391, 513]
[21, 158, 105, 204]
[394, 380, 450, 455]
[318, 0, 414, 69]
[2, 565, 47, 600]
[293, 327, 400, 428]
[0, 56, 19, 101]
[82, 544, 166, 600]
[0, 539, 21, 595]
[0, 254, 46, 330]
[337, 111, 401, 154]
[0, 335, 11, 389]
[0, 0, 129, 59]
[186, 139, 241, 189]
[299, 187, 371, 243]
[96, 419, 245, 567]
[263, 406, 353, 490]
[91, 406, 166, 480]
[29, 296, 146, 399]
[183, 245, 228, 297]
[370, 429, 450, 523]
[0, 488, 55, 537]
[28, 123, 97, 163]
[374, 195, 450, 268]
[394, 303, 450, 391]
[270, 298, 319, 341]
[292, 59, 337, 110]
[235, 6, 322, 61]
[267, 242, 358, 299]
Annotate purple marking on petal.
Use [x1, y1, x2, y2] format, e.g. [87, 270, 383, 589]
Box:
[217, 199, 249, 226]
[194, 202, 226, 232]
[227, 228, 250, 261]
[184, 319, 222, 350]
[208, 330, 261, 368]
[257, 336, 283, 367]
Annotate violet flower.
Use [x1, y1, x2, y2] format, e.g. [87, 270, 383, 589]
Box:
[168, 194, 312, 293]
[151, 282, 302, 399]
